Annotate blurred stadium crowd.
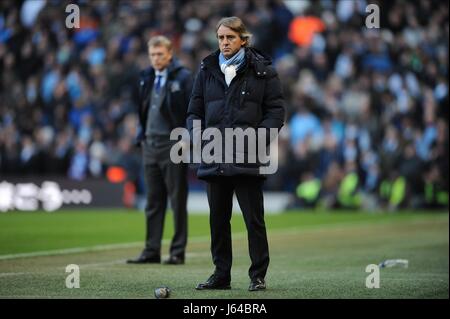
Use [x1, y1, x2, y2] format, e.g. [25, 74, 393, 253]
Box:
[0, 0, 448, 210]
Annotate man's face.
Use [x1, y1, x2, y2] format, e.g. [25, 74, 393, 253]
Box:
[217, 25, 246, 59]
[148, 45, 172, 71]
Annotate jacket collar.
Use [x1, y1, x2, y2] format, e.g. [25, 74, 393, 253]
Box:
[201, 50, 225, 86]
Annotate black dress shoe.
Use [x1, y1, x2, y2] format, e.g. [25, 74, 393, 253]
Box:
[126, 255, 161, 264]
[248, 278, 266, 291]
[163, 255, 185, 265]
[195, 274, 231, 290]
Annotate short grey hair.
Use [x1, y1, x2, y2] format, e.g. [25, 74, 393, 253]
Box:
[147, 35, 173, 51]
[216, 16, 252, 47]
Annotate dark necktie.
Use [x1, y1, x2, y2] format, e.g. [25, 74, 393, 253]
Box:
[155, 75, 162, 94]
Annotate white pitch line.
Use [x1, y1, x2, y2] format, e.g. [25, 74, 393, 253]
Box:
[0, 253, 212, 278]
[78, 252, 212, 269]
[78, 259, 127, 268]
[0, 242, 142, 260]
[0, 218, 433, 261]
[0, 234, 240, 261]
[0, 272, 28, 277]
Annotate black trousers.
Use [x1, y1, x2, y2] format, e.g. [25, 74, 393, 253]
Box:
[142, 141, 188, 258]
[206, 176, 269, 281]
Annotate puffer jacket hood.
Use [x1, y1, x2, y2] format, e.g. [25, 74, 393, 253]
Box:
[200, 47, 277, 79]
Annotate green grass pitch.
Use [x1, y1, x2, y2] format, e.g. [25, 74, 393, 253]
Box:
[0, 209, 448, 298]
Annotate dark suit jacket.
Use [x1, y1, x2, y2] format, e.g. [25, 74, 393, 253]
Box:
[136, 58, 193, 145]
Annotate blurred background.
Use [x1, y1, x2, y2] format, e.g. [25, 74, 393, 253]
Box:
[0, 0, 448, 212]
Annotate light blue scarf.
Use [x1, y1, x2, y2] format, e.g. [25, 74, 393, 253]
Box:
[219, 47, 246, 72]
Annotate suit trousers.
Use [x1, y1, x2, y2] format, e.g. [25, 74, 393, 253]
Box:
[206, 176, 269, 281]
[142, 140, 188, 258]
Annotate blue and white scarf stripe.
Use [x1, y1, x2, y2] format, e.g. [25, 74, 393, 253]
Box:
[219, 47, 246, 72]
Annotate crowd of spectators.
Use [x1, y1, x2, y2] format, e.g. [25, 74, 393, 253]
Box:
[0, 0, 448, 210]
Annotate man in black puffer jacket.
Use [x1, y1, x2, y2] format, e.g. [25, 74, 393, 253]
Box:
[187, 17, 285, 292]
